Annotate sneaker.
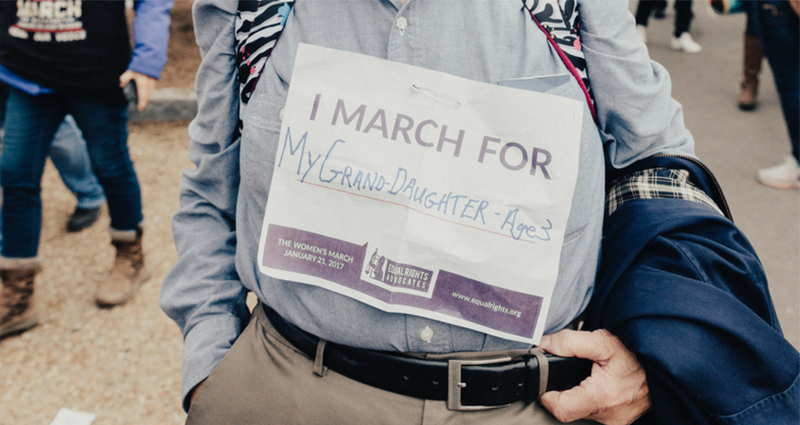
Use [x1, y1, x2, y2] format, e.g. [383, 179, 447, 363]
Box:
[670, 33, 703, 53]
[636, 25, 648, 44]
[757, 156, 800, 189]
[66, 206, 101, 232]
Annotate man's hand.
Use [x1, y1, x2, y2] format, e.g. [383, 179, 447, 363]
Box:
[538, 329, 651, 425]
[119, 70, 157, 111]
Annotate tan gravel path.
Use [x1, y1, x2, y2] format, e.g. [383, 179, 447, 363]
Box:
[1, 121, 192, 425]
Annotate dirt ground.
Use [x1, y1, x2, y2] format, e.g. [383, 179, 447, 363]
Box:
[0, 121, 193, 425]
[1, 3, 201, 424]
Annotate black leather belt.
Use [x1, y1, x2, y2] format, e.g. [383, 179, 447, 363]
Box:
[263, 305, 593, 410]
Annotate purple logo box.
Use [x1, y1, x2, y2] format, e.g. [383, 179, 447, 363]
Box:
[365, 249, 433, 293]
[263, 224, 542, 338]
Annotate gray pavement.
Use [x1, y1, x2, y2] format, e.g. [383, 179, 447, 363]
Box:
[634, 4, 799, 348]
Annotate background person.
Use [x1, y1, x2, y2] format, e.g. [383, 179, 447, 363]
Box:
[0, 83, 106, 232]
[737, 1, 764, 111]
[635, 0, 703, 53]
[749, 0, 800, 189]
[0, 0, 172, 339]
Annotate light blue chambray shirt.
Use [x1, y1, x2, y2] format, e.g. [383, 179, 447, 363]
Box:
[162, 0, 695, 408]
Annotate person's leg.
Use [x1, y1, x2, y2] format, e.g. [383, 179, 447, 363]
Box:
[67, 100, 142, 231]
[0, 89, 63, 338]
[50, 115, 106, 210]
[67, 97, 149, 305]
[673, 0, 694, 37]
[753, 0, 800, 188]
[670, 0, 702, 52]
[49, 115, 106, 232]
[654, 0, 668, 18]
[1, 89, 64, 259]
[738, 4, 764, 111]
[635, 1, 655, 42]
[635, 1, 654, 26]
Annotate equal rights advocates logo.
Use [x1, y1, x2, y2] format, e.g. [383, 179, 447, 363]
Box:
[364, 249, 433, 294]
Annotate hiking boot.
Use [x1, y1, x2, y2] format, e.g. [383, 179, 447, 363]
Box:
[0, 258, 41, 339]
[738, 34, 763, 111]
[757, 156, 800, 190]
[96, 227, 150, 307]
[670, 33, 703, 53]
[66, 206, 101, 232]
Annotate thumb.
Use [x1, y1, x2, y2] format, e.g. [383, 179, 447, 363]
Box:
[539, 329, 618, 364]
[539, 384, 601, 423]
[119, 70, 134, 87]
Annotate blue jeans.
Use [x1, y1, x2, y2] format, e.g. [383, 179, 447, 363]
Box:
[745, 0, 758, 36]
[751, 0, 800, 161]
[1, 88, 142, 258]
[49, 115, 107, 210]
[0, 85, 105, 210]
[0, 116, 106, 251]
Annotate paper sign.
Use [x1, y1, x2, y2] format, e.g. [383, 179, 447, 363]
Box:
[258, 44, 583, 343]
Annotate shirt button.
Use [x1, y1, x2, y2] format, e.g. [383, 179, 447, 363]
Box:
[396, 16, 408, 31]
[279, 108, 285, 121]
[420, 327, 434, 342]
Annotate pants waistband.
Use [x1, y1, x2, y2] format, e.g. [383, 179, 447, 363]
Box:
[261, 303, 593, 411]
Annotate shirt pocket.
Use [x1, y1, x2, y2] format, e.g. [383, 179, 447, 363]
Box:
[244, 96, 285, 133]
[497, 74, 584, 103]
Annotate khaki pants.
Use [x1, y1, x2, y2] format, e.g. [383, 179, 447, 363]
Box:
[186, 305, 597, 425]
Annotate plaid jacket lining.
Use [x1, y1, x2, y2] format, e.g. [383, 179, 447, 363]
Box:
[606, 168, 723, 217]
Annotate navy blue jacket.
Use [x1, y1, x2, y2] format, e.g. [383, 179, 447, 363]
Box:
[587, 157, 800, 424]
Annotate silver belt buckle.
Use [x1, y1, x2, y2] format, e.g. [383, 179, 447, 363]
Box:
[446, 357, 513, 411]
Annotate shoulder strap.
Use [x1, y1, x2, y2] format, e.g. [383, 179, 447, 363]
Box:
[234, 0, 596, 122]
[522, 0, 597, 123]
[236, 1, 295, 109]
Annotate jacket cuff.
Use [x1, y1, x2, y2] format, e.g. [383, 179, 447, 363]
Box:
[127, 60, 164, 80]
[717, 373, 800, 424]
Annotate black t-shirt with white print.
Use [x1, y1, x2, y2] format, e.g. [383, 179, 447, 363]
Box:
[0, 0, 131, 104]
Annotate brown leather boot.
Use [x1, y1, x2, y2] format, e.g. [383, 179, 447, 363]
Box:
[0, 258, 41, 339]
[738, 34, 763, 111]
[96, 227, 150, 307]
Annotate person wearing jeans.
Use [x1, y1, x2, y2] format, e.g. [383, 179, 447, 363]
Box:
[0, 84, 106, 233]
[750, 0, 800, 189]
[0, 0, 172, 339]
[1, 90, 143, 260]
[47, 116, 107, 231]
